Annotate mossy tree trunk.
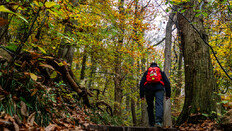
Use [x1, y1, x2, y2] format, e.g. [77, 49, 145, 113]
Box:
[176, 0, 220, 125]
[58, 0, 82, 65]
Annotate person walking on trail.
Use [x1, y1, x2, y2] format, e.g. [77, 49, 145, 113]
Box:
[139, 62, 171, 127]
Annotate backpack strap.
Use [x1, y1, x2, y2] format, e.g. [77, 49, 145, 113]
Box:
[160, 81, 164, 86]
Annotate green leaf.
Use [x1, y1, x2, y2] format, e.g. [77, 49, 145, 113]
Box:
[39, 2, 44, 7]
[50, 71, 57, 79]
[180, 9, 186, 13]
[194, 9, 201, 12]
[5, 44, 17, 52]
[202, 113, 209, 117]
[38, 46, 47, 54]
[230, 5, 232, 10]
[58, 62, 64, 66]
[0, 5, 28, 23]
[15, 13, 28, 23]
[45, 2, 57, 8]
[221, 100, 228, 104]
[202, 12, 208, 17]
[14, 62, 21, 66]
[212, 111, 221, 116]
[195, 13, 201, 17]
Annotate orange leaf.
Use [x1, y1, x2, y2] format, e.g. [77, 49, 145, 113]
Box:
[39, 64, 55, 70]
[31, 89, 38, 96]
[0, 17, 9, 26]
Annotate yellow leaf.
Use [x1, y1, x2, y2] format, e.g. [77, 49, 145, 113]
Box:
[0, 5, 13, 13]
[33, 1, 40, 7]
[13, 5, 26, 11]
[58, 62, 64, 66]
[48, 9, 58, 17]
[30, 73, 38, 81]
[0, 5, 28, 23]
[45, 2, 57, 8]
[50, 71, 57, 79]
[38, 46, 46, 54]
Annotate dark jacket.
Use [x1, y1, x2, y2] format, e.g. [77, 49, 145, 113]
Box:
[139, 67, 171, 98]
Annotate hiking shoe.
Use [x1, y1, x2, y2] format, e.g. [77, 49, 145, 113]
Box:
[155, 122, 162, 127]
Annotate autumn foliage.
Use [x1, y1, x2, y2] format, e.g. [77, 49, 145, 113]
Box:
[0, 0, 231, 130]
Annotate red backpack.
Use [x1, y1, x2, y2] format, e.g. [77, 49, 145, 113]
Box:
[144, 67, 164, 86]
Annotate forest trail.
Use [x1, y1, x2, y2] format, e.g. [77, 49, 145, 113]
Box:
[86, 125, 177, 131]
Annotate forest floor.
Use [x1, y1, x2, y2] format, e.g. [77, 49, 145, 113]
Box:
[0, 112, 225, 131]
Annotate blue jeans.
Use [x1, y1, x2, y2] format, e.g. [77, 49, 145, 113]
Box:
[145, 90, 164, 126]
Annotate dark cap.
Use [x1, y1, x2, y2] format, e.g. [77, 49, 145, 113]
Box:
[150, 62, 158, 67]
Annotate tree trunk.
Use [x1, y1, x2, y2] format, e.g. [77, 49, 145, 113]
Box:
[131, 98, 137, 126]
[164, 13, 174, 78]
[176, 29, 183, 98]
[113, 0, 125, 116]
[80, 48, 87, 80]
[58, 0, 80, 65]
[173, 50, 183, 110]
[176, 57, 182, 97]
[163, 6, 176, 127]
[176, 0, 220, 125]
[0, 0, 9, 43]
[58, 26, 74, 65]
[88, 51, 96, 89]
[140, 56, 149, 126]
[126, 96, 130, 110]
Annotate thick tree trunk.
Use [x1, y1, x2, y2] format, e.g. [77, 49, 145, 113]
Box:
[176, 0, 219, 125]
[163, 6, 176, 127]
[164, 13, 174, 78]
